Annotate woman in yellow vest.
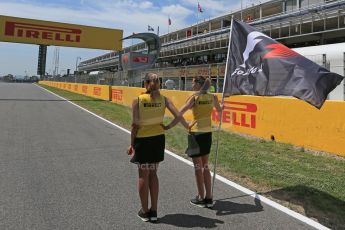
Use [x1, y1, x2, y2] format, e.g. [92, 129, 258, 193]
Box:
[165, 76, 221, 208]
[127, 73, 180, 222]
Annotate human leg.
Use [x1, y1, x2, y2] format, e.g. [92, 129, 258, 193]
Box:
[201, 155, 212, 199]
[148, 163, 159, 211]
[138, 164, 150, 213]
[192, 156, 205, 199]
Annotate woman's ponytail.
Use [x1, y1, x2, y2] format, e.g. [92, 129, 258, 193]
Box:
[194, 76, 211, 93]
[144, 73, 160, 98]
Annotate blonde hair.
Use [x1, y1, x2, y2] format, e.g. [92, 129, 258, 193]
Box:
[194, 76, 211, 93]
[144, 73, 160, 97]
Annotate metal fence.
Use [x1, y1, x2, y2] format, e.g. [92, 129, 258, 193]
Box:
[46, 71, 128, 86]
[45, 64, 226, 92]
[45, 53, 345, 98]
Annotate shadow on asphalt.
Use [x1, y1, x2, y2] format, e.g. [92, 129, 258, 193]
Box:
[263, 185, 345, 229]
[158, 214, 224, 228]
[0, 99, 103, 102]
[212, 197, 263, 216]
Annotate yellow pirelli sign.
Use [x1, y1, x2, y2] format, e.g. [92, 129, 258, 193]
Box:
[0, 15, 123, 50]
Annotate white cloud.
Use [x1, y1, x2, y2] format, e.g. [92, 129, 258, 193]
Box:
[0, 1, 191, 36]
[139, 1, 153, 9]
[181, 0, 240, 16]
[0, 0, 195, 75]
[1, 0, 257, 76]
[162, 4, 193, 17]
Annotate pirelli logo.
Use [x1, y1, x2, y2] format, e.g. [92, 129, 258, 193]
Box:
[82, 86, 88, 94]
[133, 56, 148, 63]
[93, 87, 102, 96]
[1, 15, 123, 50]
[143, 103, 161, 108]
[74, 85, 78, 92]
[198, 100, 212, 105]
[112, 89, 123, 102]
[212, 101, 257, 129]
[4, 21, 82, 43]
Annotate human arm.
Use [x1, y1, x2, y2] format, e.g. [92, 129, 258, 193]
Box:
[127, 99, 139, 155]
[161, 97, 184, 130]
[179, 96, 195, 130]
[163, 96, 195, 130]
[213, 95, 222, 113]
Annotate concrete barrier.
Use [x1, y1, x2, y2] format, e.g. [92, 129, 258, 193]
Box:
[39, 81, 345, 156]
[40, 81, 110, 100]
[110, 85, 345, 157]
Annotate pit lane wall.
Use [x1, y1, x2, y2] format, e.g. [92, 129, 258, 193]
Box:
[39, 81, 345, 157]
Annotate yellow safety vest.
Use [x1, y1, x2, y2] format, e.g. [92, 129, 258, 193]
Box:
[137, 93, 166, 138]
[190, 93, 214, 132]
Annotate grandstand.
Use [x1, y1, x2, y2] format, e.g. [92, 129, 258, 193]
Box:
[73, 0, 345, 98]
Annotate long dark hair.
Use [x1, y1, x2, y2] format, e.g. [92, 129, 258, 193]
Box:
[194, 76, 211, 93]
[186, 76, 212, 102]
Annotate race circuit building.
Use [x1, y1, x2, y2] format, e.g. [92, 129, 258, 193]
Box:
[77, 0, 345, 100]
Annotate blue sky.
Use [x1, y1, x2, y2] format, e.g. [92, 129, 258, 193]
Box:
[0, 0, 250, 76]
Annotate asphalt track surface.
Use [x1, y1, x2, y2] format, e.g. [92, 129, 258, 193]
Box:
[0, 83, 316, 230]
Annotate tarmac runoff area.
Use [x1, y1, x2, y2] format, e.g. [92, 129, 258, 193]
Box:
[0, 82, 329, 230]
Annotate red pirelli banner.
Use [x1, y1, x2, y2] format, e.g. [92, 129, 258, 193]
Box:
[0, 15, 123, 50]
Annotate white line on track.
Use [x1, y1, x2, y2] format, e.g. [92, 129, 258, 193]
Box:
[35, 84, 329, 230]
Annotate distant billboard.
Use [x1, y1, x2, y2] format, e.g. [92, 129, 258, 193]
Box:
[121, 52, 156, 71]
[0, 15, 123, 50]
[120, 33, 161, 71]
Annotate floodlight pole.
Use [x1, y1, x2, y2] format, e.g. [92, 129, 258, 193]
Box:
[75, 57, 81, 83]
[75, 57, 81, 72]
[197, 8, 199, 36]
[211, 15, 234, 197]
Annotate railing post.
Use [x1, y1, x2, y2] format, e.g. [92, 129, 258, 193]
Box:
[343, 52, 345, 100]
[322, 54, 327, 69]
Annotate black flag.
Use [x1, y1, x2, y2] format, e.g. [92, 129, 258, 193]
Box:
[148, 25, 154, 32]
[224, 20, 344, 109]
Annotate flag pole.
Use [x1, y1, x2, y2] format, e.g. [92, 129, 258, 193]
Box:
[211, 15, 234, 197]
[168, 15, 170, 41]
[196, 4, 199, 36]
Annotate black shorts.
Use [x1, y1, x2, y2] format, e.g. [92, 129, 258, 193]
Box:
[185, 132, 212, 158]
[130, 134, 165, 164]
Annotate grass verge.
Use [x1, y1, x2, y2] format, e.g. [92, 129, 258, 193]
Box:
[40, 84, 345, 229]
